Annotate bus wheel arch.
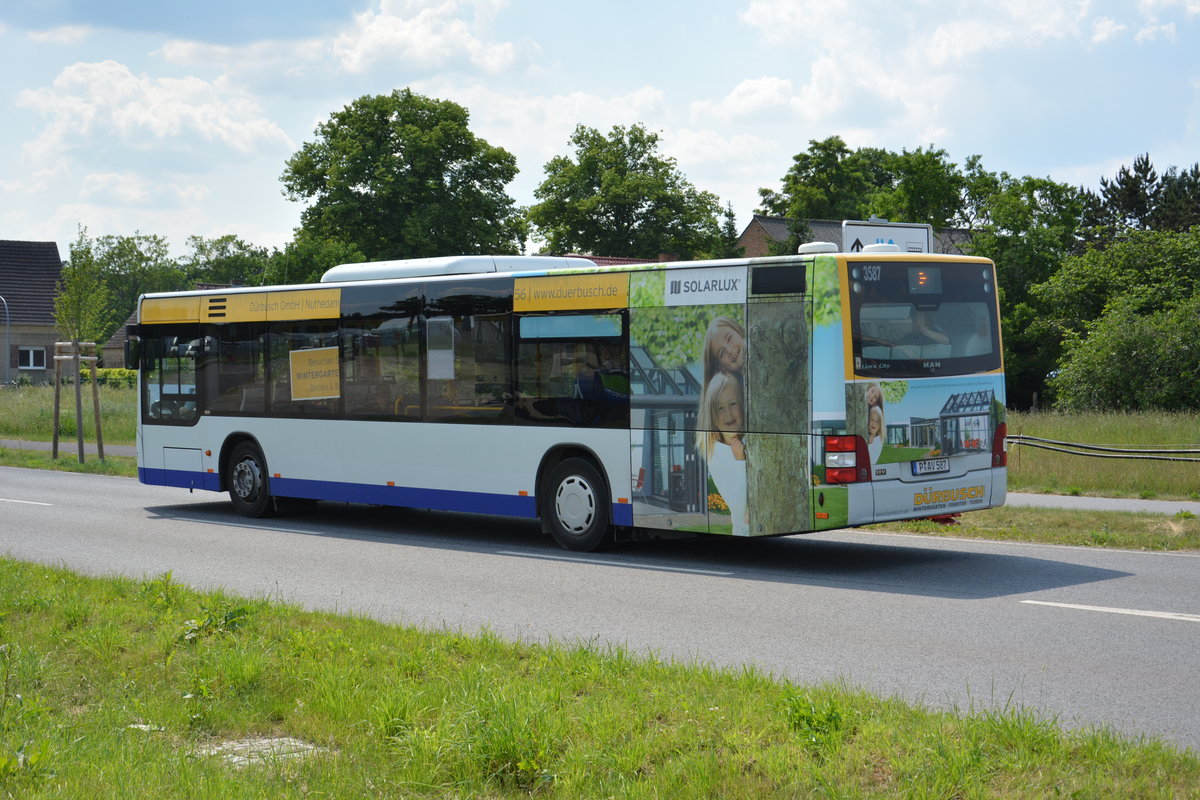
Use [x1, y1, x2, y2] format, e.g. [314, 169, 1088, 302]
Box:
[224, 436, 276, 518]
[536, 447, 613, 552]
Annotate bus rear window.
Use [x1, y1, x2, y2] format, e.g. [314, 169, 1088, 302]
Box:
[849, 261, 1001, 378]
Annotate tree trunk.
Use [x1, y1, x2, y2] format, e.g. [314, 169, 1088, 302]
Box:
[745, 298, 810, 534]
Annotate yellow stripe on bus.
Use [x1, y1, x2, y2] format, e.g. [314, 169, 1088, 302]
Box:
[140, 296, 201, 323]
[142, 289, 342, 324]
[515, 272, 629, 311]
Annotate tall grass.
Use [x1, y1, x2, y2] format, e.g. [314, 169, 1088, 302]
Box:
[1, 558, 1196, 798]
[0, 384, 137, 445]
[1007, 410, 1200, 499]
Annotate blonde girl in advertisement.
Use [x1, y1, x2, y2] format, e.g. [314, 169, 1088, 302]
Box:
[695, 370, 749, 535]
[702, 316, 745, 386]
[865, 382, 885, 464]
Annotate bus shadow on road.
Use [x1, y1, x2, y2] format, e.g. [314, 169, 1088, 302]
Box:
[146, 502, 1132, 601]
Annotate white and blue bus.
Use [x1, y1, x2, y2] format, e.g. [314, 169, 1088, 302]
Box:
[129, 243, 1007, 550]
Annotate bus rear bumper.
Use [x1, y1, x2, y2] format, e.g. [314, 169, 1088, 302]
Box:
[871, 468, 1006, 521]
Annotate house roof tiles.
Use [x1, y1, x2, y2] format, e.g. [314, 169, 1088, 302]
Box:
[0, 240, 63, 326]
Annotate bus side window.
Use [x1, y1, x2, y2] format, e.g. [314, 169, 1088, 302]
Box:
[205, 323, 266, 415]
[515, 313, 629, 428]
[425, 313, 512, 423]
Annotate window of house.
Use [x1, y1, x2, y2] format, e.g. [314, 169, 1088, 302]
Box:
[18, 347, 46, 370]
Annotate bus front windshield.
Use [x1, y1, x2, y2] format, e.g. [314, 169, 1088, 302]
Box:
[849, 261, 1001, 378]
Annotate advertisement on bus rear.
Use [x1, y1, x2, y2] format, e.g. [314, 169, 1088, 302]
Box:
[809, 254, 1006, 529]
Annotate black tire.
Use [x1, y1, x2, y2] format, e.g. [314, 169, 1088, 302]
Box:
[540, 457, 611, 551]
[227, 441, 275, 518]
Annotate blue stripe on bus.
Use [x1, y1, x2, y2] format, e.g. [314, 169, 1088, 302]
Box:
[138, 468, 634, 525]
[139, 467, 221, 492]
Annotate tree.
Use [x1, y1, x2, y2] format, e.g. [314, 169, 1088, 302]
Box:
[181, 235, 272, 287]
[1033, 227, 1200, 341]
[1150, 164, 1200, 232]
[700, 203, 744, 260]
[281, 89, 524, 261]
[869, 146, 964, 231]
[757, 138, 965, 253]
[1099, 153, 1159, 230]
[528, 123, 721, 259]
[260, 231, 366, 286]
[1079, 155, 1200, 247]
[1050, 295, 1200, 411]
[55, 227, 111, 348]
[758, 136, 874, 222]
[80, 231, 186, 344]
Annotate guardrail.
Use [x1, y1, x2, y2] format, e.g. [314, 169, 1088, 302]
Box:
[1007, 434, 1200, 463]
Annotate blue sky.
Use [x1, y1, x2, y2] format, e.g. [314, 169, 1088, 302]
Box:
[1, 1, 1197, 257]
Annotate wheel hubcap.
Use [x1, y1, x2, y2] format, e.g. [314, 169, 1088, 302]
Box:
[555, 475, 596, 534]
[232, 458, 262, 501]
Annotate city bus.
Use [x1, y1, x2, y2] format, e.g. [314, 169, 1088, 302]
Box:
[128, 243, 1007, 551]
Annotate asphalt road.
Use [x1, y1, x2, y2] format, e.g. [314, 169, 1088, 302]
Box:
[1, 465, 1198, 751]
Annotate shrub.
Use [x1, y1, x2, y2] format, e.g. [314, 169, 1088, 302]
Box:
[78, 368, 137, 388]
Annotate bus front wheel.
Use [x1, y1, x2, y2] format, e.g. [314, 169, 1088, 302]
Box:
[228, 441, 276, 518]
[541, 457, 611, 552]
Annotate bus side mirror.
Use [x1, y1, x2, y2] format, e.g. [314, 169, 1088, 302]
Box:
[125, 338, 141, 370]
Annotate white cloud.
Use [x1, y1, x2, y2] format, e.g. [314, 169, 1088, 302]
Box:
[28, 25, 92, 45]
[1138, 0, 1200, 16]
[333, 0, 518, 74]
[80, 172, 210, 208]
[690, 77, 794, 121]
[738, 0, 853, 46]
[1091, 17, 1127, 42]
[1135, 22, 1179, 41]
[16, 60, 293, 165]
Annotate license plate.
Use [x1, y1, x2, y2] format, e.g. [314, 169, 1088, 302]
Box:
[913, 458, 949, 476]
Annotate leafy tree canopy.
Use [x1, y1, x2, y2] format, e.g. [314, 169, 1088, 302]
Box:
[1050, 294, 1200, 411]
[528, 123, 721, 259]
[71, 230, 188, 344]
[757, 136, 966, 253]
[1033, 226, 1200, 341]
[1081, 154, 1200, 244]
[281, 88, 525, 261]
[180, 235, 272, 287]
[55, 226, 111, 347]
[260, 231, 365, 286]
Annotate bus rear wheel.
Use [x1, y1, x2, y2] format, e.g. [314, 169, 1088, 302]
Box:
[228, 441, 275, 518]
[541, 457, 611, 552]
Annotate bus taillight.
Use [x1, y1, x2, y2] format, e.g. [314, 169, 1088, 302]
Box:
[824, 435, 871, 483]
[992, 422, 1008, 468]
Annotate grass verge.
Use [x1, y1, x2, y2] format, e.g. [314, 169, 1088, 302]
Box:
[871, 505, 1200, 551]
[1, 558, 1196, 798]
[0, 447, 137, 478]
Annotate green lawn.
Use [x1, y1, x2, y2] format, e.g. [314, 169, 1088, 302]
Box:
[1, 558, 1195, 798]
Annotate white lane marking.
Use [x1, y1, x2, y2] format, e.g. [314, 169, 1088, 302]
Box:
[1022, 600, 1200, 623]
[0, 497, 53, 506]
[496, 550, 733, 576]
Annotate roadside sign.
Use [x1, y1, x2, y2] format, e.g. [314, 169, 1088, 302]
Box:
[842, 220, 933, 253]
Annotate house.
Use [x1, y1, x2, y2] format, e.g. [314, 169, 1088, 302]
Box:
[0, 240, 63, 385]
[737, 214, 972, 257]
